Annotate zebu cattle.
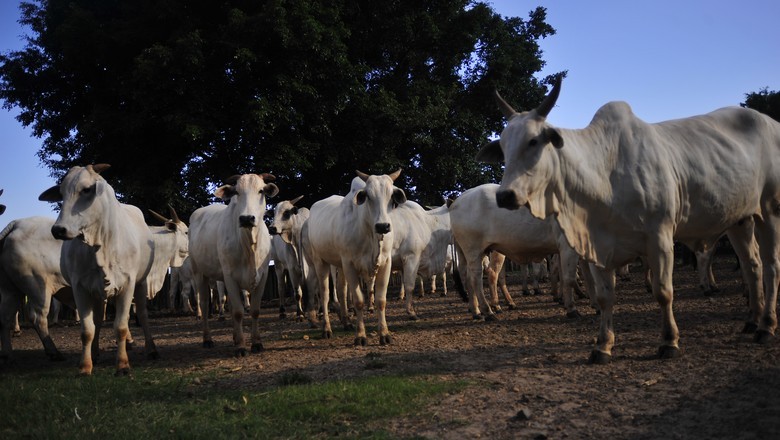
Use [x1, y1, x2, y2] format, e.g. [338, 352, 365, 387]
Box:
[188, 173, 278, 355]
[415, 203, 453, 298]
[0, 189, 5, 215]
[304, 170, 406, 345]
[269, 196, 310, 320]
[39, 164, 154, 375]
[478, 76, 773, 363]
[450, 184, 586, 319]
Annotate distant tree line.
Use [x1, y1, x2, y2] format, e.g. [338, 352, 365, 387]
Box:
[0, 0, 559, 219]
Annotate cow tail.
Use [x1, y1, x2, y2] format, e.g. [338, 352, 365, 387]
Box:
[450, 238, 468, 303]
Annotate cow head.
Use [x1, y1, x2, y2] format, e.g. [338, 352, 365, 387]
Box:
[269, 195, 303, 243]
[476, 76, 564, 218]
[354, 169, 407, 235]
[39, 164, 114, 242]
[214, 173, 278, 229]
[0, 189, 5, 216]
[149, 205, 189, 267]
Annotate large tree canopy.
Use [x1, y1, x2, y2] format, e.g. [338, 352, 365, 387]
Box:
[1, 0, 557, 218]
[742, 87, 780, 123]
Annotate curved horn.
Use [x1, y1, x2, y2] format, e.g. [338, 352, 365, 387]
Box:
[224, 174, 242, 185]
[261, 173, 275, 182]
[388, 168, 402, 182]
[90, 163, 111, 174]
[290, 195, 304, 206]
[356, 170, 370, 182]
[536, 75, 562, 118]
[167, 204, 181, 223]
[148, 209, 169, 224]
[494, 90, 517, 119]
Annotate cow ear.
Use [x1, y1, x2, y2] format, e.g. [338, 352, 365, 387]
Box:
[291, 206, 299, 215]
[165, 221, 178, 232]
[475, 139, 504, 163]
[39, 185, 62, 202]
[392, 188, 407, 207]
[214, 185, 236, 201]
[355, 190, 367, 205]
[446, 197, 456, 208]
[263, 183, 279, 198]
[546, 127, 564, 148]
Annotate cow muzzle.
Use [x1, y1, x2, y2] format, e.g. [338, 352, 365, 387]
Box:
[51, 225, 73, 240]
[375, 223, 391, 235]
[268, 225, 278, 235]
[239, 215, 256, 228]
[495, 190, 522, 210]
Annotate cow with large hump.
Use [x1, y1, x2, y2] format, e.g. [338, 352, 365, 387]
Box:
[477, 76, 773, 364]
[188, 173, 278, 356]
[450, 183, 587, 320]
[303, 170, 406, 345]
[38, 164, 154, 375]
[269, 195, 310, 321]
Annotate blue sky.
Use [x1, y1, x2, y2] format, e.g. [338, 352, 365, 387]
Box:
[1, 1, 778, 221]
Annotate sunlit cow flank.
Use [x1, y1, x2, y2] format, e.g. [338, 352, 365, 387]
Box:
[269, 196, 310, 321]
[38, 164, 154, 375]
[188, 173, 278, 356]
[304, 170, 406, 345]
[449, 184, 585, 320]
[478, 77, 776, 363]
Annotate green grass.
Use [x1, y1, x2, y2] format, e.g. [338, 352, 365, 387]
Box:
[0, 366, 466, 439]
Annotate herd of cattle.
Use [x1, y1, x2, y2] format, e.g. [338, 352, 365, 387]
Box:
[2, 77, 780, 376]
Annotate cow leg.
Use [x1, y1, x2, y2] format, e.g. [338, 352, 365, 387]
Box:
[194, 274, 214, 347]
[0, 292, 23, 362]
[314, 259, 333, 338]
[334, 268, 352, 330]
[648, 233, 680, 359]
[113, 289, 135, 376]
[275, 265, 288, 319]
[428, 274, 436, 295]
[468, 253, 495, 320]
[74, 296, 97, 375]
[132, 287, 158, 360]
[223, 277, 248, 357]
[26, 286, 65, 361]
[342, 265, 367, 346]
[498, 264, 514, 309]
[695, 246, 717, 295]
[724, 222, 763, 334]
[754, 213, 780, 343]
[374, 261, 393, 345]
[559, 247, 581, 318]
[167, 267, 180, 313]
[401, 260, 420, 320]
[249, 270, 268, 353]
[588, 266, 616, 364]
[485, 253, 503, 312]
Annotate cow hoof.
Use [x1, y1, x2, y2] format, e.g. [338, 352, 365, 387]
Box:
[126, 340, 134, 351]
[533, 289, 542, 296]
[48, 352, 66, 362]
[408, 314, 419, 321]
[742, 322, 758, 334]
[354, 337, 367, 347]
[522, 290, 531, 296]
[440, 292, 447, 297]
[323, 330, 333, 339]
[115, 368, 132, 377]
[566, 310, 582, 319]
[472, 314, 485, 321]
[251, 343, 264, 353]
[587, 350, 611, 365]
[485, 314, 499, 322]
[12, 330, 21, 338]
[379, 334, 392, 345]
[202, 340, 215, 348]
[235, 348, 248, 358]
[754, 329, 773, 344]
[658, 345, 682, 359]
[146, 351, 160, 360]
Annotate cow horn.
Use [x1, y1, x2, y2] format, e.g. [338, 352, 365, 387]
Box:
[494, 90, 517, 119]
[356, 170, 370, 182]
[148, 209, 169, 224]
[536, 75, 562, 118]
[290, 195, 304, 206]
[388, 168, 402, 182]
[261, 173, 275, 182]
[225, 175, 242, 185]
[167, 204, 181, 223]
[90, 163, 111, 174]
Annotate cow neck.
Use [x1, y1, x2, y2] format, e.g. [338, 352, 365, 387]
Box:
[86, 197, 127, 297]
[354, 203, 388, 276]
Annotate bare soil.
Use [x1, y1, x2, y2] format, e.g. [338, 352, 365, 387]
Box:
[5, 252, 780, 439]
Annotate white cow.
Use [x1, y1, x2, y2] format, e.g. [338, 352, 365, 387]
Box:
[304, 170, 407, 345]
[188, 173, 278, 355]
[269, 196, 310, 321]
[450, 184, 586, 320]
[414, 203, 454, 298]
[0, 189, 5, 216]
[39, 164, 154, 375]
[478, 77, 772, 363]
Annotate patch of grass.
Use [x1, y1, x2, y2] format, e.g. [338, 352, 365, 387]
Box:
[278, 370, 313, 386]
[0, 366, 466, 439]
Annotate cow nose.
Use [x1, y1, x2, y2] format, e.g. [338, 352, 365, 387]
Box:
[375, 223, 391, 234]
[495, 190, 520, 210]
[268, 225, 278, 235]
[51, 225, 69, 240]
[239, 215, 256, 228]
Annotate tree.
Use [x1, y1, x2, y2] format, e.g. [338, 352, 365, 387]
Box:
[741, 87, 780, 123]
[1, 0, 558, 218]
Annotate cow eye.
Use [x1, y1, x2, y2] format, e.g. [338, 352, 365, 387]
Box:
[282, 210, 292, 220]
[81, 185, 94, 195]
[528, 138, 538, 147]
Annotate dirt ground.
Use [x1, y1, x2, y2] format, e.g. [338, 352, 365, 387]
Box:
[5, 252, 780, 439]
